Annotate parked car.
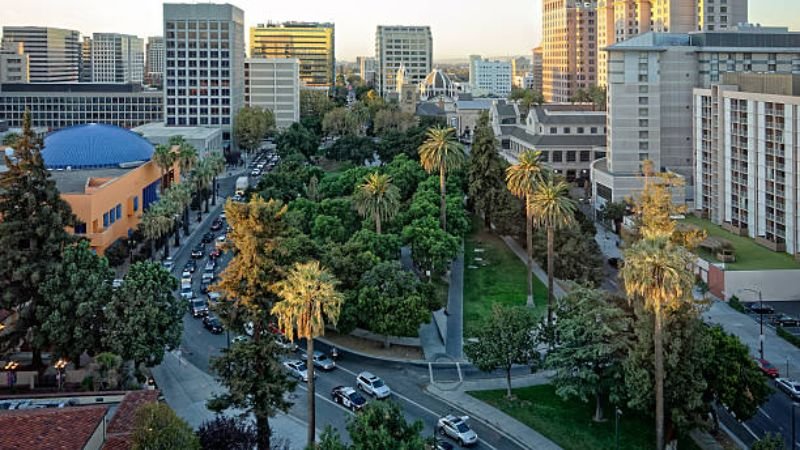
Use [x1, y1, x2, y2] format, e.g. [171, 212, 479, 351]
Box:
[771, 314, 800, 327]
[201, 232, 215, 244]
[437, 415, 478, 447]
[746, 303, 775, 315]
[754, 358, 780, 378]
[777, 378, 800, 400]
[275, 334, 298, 352]
[298, 350, 336, 371]
[330, 386, 367, 412]
[200, 281, 210, 294]
[190, 298, 208, 318]
[209, 248, 222, 259]
[180, 284, 194, 300]
[162, 257, 175, 271]
[433, 442, 454, 450]
[210, 220, 223, 232]
[181, 269, 192, 280]
[283, 360, 313, 382]
[207, 291, 222, 304]
[202, 269, 215, 284]
[216, 235, 226, 248]
[356, 372, 391, 399]
[203, 315, 224, 334]
[191, 244, 204, 259]
[183, 260, 197, 273]
[204, 260, 216, 272]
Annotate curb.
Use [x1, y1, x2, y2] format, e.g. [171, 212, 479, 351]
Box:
[316, 336, 429, 365]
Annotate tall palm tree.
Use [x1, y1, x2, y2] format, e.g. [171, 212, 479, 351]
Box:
[353, 173, 400, 234]
[529, 177, 576, 324]
[206, 152, 226, 206]
[271, 261, 343, 449]
[141, 203, 174, 259]
[177, 143, 198, 180]
[152, 144, 176, 193]
[163, 184, 191, 244]
[505, 150, 545, 307]
[191, 160, 214, 214]
[418, 126, 466, 232]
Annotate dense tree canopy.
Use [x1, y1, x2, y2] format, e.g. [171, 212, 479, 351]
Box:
[317, 402, 426, 450]
[234, 106, 275, 153]
[131, 403, 199, 450]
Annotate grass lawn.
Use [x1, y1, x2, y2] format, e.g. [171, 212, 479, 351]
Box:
[681, 215, 800, 270]
[463, 217, 547, 337]
[469, 384, 700, 450]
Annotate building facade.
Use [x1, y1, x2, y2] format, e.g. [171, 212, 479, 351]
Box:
[79, 36, 92, 82]
[1, 27, 80, 83]
[91, 33, 145, 84]
[163, 3, 245, 141]
[469, 55, 512, 97]
[0, 83, 163, 130]
[244, 58, 300, 129]
[357, 56, 378, 87]
[694, 73, 800, 256]
[145, 36, 165, 87]
[696, 0, 748, 31]
[542, 0, 598, 102]
[375, 25, 432, 97]
[0, 43, 29, 83]
[532, 46, 544, 93]
[133, 122, 223, 155]
[249, 22, 334, 89]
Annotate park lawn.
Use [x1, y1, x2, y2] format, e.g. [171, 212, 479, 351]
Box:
[681, 215, 800, 270]
[469, 384, 700, 450]
[463, 217, 547, 337]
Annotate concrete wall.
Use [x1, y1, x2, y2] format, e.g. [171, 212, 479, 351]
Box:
[721, 269, 800, 301]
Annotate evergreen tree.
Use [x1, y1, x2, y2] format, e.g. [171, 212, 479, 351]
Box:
[0, 111, 75, 366]
[467, 111, 506, 227]
[131, 402, 200, 450]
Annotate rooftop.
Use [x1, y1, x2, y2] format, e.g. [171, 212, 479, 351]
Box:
[0, 405, 107, 449]
[504, 126, 606, 147]
[106, 390, 159, 435]
[531, 105, 606, 125]
[49, 167, 135, 194]
[0, 83, 152, 94]
[42, 124, 154, 170]
[609, 30, 800, 52]
[132, 122, 222, 141]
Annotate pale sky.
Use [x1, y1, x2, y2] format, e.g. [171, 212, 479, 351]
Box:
[1, 0, 798, 61]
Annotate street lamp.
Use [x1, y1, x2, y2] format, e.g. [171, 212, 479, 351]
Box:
[793, 402, 798, 450]
[740, 288, 765, 360]
[4, 360, 19, 392]
[615, 407, 623, 450]
[54, 358, 67, 391]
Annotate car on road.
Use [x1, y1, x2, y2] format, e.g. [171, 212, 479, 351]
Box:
[776, 378, 800, 400]
[356, 372, 391, 399]
[181, 269, 192, 280]
[203, 315, 224, 334]
[162, 257, 175, 271]
[183, 260, 197, 273]
[204, 260, 216, 272]
[180, 284, 194, 300]
[190, 298, 208, 318]
[746, 303, 775, 315]
[331, 386, 367, 412]
[207, 291, 222, 304]
[275, 334, 298, 352]
[283, 360, 314, 382]
[191, 244, 204, 259]
[437, 415, 478, 447]
[754, 358, 780, 378]
[216, 235, 226, 248]
[209, 248, 221, 259]
[210, 220, 223, 232]
[231, 194, 244, 202]
[200, 281, 211, 294]
[770, 314, 800, 327]
[201, 232, 215, 244]
[202, 269, 215, 284]
[250, 169, 261, 177]
[298, 350, 336, 371]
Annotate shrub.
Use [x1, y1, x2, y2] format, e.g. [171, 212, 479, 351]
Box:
[777, 326, 800, 350]
[728, 295, 746, 313]
[104, 238, 129, 267]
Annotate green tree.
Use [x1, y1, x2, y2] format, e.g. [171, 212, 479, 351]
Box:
[508, 88, 545, 109]
[140, 201, 175, 258]
[348, 229, 402, 261]
[162, 183, 191, 246]
[383, 154, 427, 201]
[316, 401, 426, 450]
[531, 225, 604, 287]
[354, 173, 400, 234]
[326, 135, 376, 164]
[418, 126, 466, 231]
[467, 111, 506, 227]
[373, 108, 417, 136]
[588, 86, 607, 111]
[206, 151, 227, 206]
[570, 88, 592, 104]
[1, 132, 20, 148]
[103, 261, 182, 367]
[0, 111, 75, 365]
[323, 107, 360, 137]
[464, 304, 540, 398]
[505, 150, 545, 307]
[271, 261, 344, 448]
[402, 217, 460, 279]
[529, 177, 576, 324]
[38, 240, 113, 369]
[301, 89, 334, 118]
[547, 287, 631, 421]
[277, 122, 318, 161]
[234, 106, 275, 156]
[197, 417, 257, 450]
[311, 214, 347, 243]
[152, 144, 177, 193]
[751, 433, 786, 450]
[191, 159, 215, 213]
[131, 402, 200, 450]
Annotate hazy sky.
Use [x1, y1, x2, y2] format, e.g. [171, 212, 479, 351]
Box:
[2, 0, 798, 61]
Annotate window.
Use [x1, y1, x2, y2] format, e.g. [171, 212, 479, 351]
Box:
[550, 127, 557, 134]
[116, 204, 122, 220]
[577, 127, 585, 134]
[590, 127, 598, 134]
[639, 119, 649, 127]
[563, 127, 571, 134]
[109, 208, 116, 225]
[580, 151, 591, 162]
[74, 223, 87, 234]
[566, 151, 576, 162]
[133, 197, 139, 212]
[552, 151, 563, 162]
[103, 212, 110, 228]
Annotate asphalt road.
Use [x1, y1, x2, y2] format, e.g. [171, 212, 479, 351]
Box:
[171, 161, 528, 450]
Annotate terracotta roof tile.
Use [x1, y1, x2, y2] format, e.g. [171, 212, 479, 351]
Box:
[106, 390, 159, 435]
[0, 405, 107, 450]
[101, 435, 132, 450]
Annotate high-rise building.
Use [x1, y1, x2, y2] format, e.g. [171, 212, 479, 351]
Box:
[469, 55, 512, 97]
[696, 0, 748, 31]
[163, 3, 245, 141]
[531, 46, 543, 93]
[0, 42, 29, 83]
[91, 33, 145, 84]
[511, 56, 531, 78]
[541, 0, 598, 102]
[249, 22, 335, 89]
[1, 26, 80, 83]
[357, 56, 378, 87]
[244, 58, 300, 129]
[79, 36, 92, 82]
[145, 36, 165, 88]
[375, 25, 432, 97]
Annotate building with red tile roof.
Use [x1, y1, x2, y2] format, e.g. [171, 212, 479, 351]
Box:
[0, 405, 107, 449]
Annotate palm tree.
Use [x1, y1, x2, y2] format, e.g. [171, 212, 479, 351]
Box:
[271, 261, 343, 449]
[141, 203, 174, 259]
[529, 177, 576, 324]
[163, 184, 191, 244]
[505, 150, 545, 307]
[177, 142, 198, 180]
[206, 152, 226, 206]
[418, 126, 466, 232]
[191, 160, 214, 214]
[152, 144, 176, 193]
[353, 173, 400, 234]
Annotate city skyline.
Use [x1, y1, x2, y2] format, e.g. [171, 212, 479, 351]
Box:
[3, 0, 796, 61]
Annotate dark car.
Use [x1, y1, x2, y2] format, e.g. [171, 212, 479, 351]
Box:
[201, 232, 215, 244]
[771, 314, 800, 327]
[746, 303, 775, 315]
[331, 386, 366, 412]
[203, 315, 224, 334]
[209, 248, 222, 259]
[183, 260, 197, 273]
[191, 244, 204, 259]
[210, 220, 223, 232]
[200, 281, 210, 294]
[754, 358, 780, 378]
[190, 298, 209, 318]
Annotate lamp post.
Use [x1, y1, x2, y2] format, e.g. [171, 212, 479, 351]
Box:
[54, 358, 67, 391]
[615, 407, 622, 450]
[4, 360, 19, 392]
[793, 402, 798, 450]
[741, 288, 765, 360]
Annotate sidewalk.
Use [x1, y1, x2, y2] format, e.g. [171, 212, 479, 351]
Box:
[500, 235, 568, 299]
[151, 350, 309, 449]
[445, 247, 465, 360]
[426, 373, 561, 450]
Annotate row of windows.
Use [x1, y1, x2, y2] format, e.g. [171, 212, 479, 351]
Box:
[102, 203, 123, 228]
[0, 97, 161, 104]
[166, 116, 230, 126]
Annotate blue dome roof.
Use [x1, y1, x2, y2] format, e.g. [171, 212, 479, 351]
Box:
[42, 124, 154, 169]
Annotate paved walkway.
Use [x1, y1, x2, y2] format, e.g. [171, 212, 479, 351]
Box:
[445, 248, 465, 360]
[426, 373, 561, 450]
[151, 350, 309, 449]
[500, 235, 567, 299]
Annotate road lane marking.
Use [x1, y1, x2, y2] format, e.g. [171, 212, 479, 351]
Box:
[293, 381, 356, 418]
[429, 363, 434, 384]
[741, 423, 760, 440]
[456, 363, 463, 382]
[758, 407, 772, 420]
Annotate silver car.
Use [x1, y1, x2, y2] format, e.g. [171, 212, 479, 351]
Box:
[356, 371, 391, 399]
[283, 360, 315, 382]
[299, 350, 336, 371]
[437, 415, 478, 447]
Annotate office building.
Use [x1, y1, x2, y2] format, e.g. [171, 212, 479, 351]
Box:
[696, 0, 748, 31]
[511, 56, 531, 78]
[694, 73, 800, 256]
[1, 26, 80, 82]
[531, 46, 543, 93]
[133, 122, 223, 154]
[145, 36, 165, 87]
[244, 58, 300, 129]
[592, 29, 800, 210]
[91, 33, 145, 84]
[357, 56, 378, 87]
[163, 3, 245, 141]
[0, 43, 29, 83]
[79, 36, 92, 82]
[249, 22, 334, 89]
[514, 73, 536, 90]
[375, 25, 432, 97]
[0, 83, 163, 129]
[469, 55, 512, 97]
[541, 0, 598, 102]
